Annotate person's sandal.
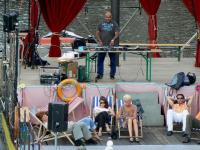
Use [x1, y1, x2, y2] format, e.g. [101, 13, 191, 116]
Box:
[129, 137, 134, 143]
[135, 137, 140, 143]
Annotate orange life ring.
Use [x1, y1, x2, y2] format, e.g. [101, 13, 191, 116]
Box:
[57, 79, 82, 103]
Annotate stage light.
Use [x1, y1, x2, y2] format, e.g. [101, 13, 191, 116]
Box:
[3, 11, 18, 32]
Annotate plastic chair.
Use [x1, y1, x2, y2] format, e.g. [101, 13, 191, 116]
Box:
[29, 110, 74, 145]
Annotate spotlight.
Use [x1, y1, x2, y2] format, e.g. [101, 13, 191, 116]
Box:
[3, 11, 18, 32]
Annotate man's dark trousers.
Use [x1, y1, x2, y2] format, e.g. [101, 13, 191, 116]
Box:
[97, 52, 116, 77]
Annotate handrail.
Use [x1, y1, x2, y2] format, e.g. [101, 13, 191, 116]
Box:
[120, 43, 190, 47]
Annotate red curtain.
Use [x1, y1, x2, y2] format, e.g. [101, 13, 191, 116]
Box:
[22, 0, 39, 62]
[140, 0, 161, 57]
[183, 0, 200, 67]
[38, 0, 87, 57]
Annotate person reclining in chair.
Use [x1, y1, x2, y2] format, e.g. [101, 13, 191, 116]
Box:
[116, 94, 139, 143]
[182, 112, 200, 143]
[166, 94, 193, 136]
[36, 111, 97, 146]
[78, 116, 101, 141]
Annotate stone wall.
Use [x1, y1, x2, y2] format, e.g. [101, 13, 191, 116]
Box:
[0, 0, 197, 56]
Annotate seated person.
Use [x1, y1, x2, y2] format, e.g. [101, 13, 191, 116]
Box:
[93, 96, 115, 136]
[36, 111, 97, 146]
[78, 116, 101, 140]
[182, 112, 200, 143]
[166, 94, 193, 136]
[116, 94, 139, 143]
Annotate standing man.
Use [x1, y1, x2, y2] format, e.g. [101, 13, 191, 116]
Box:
[96, 11, 119, 80]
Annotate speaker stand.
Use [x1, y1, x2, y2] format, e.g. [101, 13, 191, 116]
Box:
[54, 132, 58, 150]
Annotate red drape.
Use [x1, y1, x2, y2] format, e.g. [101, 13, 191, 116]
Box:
[22, 0, 39, 61]
[183, 0, 200, 67]
[140, 0, 161, 57]
[38, 0, 87, 57]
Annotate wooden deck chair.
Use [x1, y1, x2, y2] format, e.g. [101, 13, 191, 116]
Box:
[68, 97, 85, 121]
[29, 109, 74, 145]
[18, 106, 36, 146]
[90, 96, 114, 131]
[116, 99, 143, 139]
[26, 96, 84, 145]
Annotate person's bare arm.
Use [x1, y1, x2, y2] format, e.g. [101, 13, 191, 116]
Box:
[187, 95, 193, 107]
[113, 31, 119, 41]
[133, 105, 137, 118]
[116, 107, 122, 119]
[167, 96, 174, 107]
[108, 107, 115, 116]
[110, 31, 119, 46]
[96, 30, 103, 46]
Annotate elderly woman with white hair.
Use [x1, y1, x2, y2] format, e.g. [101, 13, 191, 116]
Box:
[117, 94, 139, 143]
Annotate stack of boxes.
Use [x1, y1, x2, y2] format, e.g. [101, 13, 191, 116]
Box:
[59, 61, 78, 79]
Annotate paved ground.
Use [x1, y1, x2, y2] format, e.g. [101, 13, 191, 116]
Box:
[19, 55, 200, 85]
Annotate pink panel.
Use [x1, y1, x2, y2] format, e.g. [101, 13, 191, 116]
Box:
[20, 86, 57, 110]
[19, 85, 87, 122]
[115, 83, 164, 104]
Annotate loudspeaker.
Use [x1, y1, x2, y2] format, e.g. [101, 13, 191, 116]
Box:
[48, 102, 68, 132]
[3, 12, 18, 32]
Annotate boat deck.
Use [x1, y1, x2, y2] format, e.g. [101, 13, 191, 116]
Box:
[36, 126, 200, 150]
[15, 55, 200, 149]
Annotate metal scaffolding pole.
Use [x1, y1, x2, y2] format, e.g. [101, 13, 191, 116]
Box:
[111, 0, 120, 66]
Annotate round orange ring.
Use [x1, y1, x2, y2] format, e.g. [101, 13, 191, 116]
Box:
[57, 79, 82, 103]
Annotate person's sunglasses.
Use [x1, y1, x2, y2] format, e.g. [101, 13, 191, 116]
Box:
[177, 97, 184, 99]
[100, 102, 105, 104]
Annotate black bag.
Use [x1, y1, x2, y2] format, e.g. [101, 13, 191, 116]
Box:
[166, 72, 185, 90]
[111, 129, 118, 140]
[133, 99, 144, 118]
[183, 75, 190, 86]
[186, 72, 196, 85]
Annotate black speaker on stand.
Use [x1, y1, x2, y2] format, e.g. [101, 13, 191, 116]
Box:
[48, 102, 68, 150]
[48, 102, 68, 132]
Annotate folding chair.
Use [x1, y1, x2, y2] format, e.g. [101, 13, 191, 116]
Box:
[18, 106, 37, 147]
[90, 96, 114, 131]
[29, 110, 74, 145]
[37, 97, 84, 121]
[68, 97, 85, 121]
[116, 99, 143, 139]
[27, 97, 84, 145]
